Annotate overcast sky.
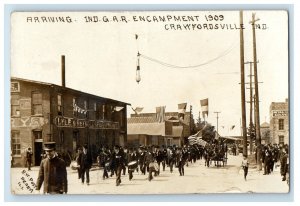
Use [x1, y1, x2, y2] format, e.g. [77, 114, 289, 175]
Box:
[11, 10, 288, 136]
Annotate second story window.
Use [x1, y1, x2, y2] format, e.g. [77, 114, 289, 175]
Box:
[278, 119, 284, 130]
[58, 94, 63, 115]
[11, 94, 20, 117]
[32, 92, 42, 115]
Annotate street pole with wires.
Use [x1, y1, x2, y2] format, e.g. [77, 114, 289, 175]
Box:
[239, 10, 248, 157]
[250, 13, 262, 170]
[214, 111, 221, 144]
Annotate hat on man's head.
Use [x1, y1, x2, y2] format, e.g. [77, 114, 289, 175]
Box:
[44, 142, 56, 151]
[114, 145, 120, 149]
[83, 144, 88, 149]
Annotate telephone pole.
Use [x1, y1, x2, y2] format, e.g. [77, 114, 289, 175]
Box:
[239, 11, 248, 157]
[245, 61, 254, 155]
[214, 111, 221, 142]
[250, 13, 262, 170]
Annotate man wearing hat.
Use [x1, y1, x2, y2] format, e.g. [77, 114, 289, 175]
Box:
[36, 142, 68, 194]
[111, 145, 125, 186]
[77, 144, 93, 185]
[26, 147, 33, 171]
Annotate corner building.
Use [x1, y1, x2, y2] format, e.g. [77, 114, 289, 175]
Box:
[269, 98, 289, 146]
[11, 77, 129, 167]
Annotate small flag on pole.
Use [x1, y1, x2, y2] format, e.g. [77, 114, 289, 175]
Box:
[200, 98, 209, 118]
[178, 103, 187, 114]
[156, 106, 166, 123]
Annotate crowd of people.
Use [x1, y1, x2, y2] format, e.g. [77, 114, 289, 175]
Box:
[33, 141, 290, 194]
[74, 144, 209, 186]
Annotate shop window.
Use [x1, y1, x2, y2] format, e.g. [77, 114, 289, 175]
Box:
[279, 135, 284, 145]
[32, 92, 42, 115]
[11, 94, 20, 116]
[278, 119, 284, 130]
[11, 131, 21, 155]
[57, 94, 63, 115]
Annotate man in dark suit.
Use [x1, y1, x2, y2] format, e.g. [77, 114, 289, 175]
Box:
[78, 144, 93, 185]
[111, 145, 125, 186]
[36, 142, 68, 194]
[26, 147, 33, 171]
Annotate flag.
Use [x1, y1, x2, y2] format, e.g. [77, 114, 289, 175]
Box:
[178, 103, 187, 114]
[200, 98, 209, 118]
[215, 132, 219, 140]
[188, 136, 197, 145]
[156, 106, 165, 123]
[231, 125, 235, 130]
[197, 138, 207, 147]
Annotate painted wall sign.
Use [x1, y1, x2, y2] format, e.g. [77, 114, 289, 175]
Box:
[54, 116, 119, 129]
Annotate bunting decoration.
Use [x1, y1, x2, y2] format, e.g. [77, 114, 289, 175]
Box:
[200, 98, 209, 119]
[114, 106, 124, 112]
[131, 107, 144, 115]
[73, 99, 88, 115]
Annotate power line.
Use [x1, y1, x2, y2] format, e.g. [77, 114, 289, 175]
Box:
[138, 42, 238, 70]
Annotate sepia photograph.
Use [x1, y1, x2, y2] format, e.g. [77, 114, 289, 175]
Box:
[9, 10, 290, 195]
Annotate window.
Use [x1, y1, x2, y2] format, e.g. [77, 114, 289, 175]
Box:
[278, 119, 284, 130]
[279, 135, 284, 145]
[11, 131, 21, 155]
[84, 100, 88, 118]
[57, 94, 63, 115]
[32, 92, 42, 115]
[11, 94, 20, 116]
[33, 130, 42, 140]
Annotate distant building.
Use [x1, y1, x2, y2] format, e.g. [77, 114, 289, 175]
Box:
[260, 122, 270, 145]
[269, 98, 289, 146]
[127, 112, 193, 147]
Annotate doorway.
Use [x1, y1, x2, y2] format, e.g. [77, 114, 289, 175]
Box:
[34, 141, 43, 166]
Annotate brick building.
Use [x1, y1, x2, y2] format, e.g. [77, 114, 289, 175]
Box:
[269, 98, 289, 145]
[10, 77, 129, 167]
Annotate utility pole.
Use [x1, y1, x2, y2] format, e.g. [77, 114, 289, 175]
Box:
[214, 112, 221, 143]
[239, 10, 248, 157]
[190, 105, 193, 136]
[250, 13, 262, 170]
[245, 61, 254, 155]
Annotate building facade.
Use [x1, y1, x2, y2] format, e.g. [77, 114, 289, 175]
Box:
[269, 98, 289, 146]
[127, 112, 193, 147]
[11, 77, 129, 167]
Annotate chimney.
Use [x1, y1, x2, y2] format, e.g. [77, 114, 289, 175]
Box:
[61, 55, 65, 87]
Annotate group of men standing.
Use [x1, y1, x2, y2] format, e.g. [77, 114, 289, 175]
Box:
[259, 144, 289, 182]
